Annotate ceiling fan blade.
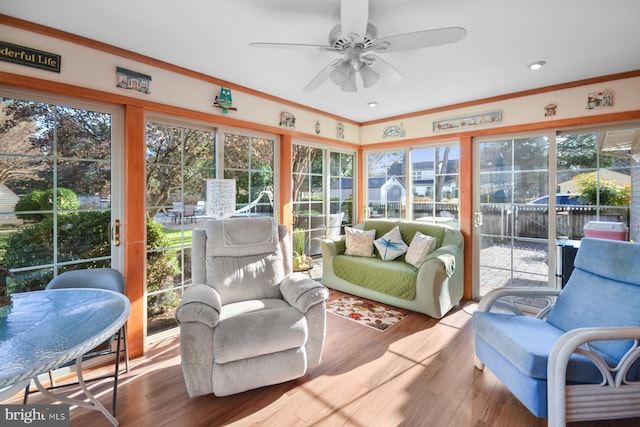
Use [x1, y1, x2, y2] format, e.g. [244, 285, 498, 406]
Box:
[370, 26, 467, 52]
[303, 59, 342, 92]
[250, 42, 336, 50]
[366, 54, 403, 85]
[341, 0, 368, 38]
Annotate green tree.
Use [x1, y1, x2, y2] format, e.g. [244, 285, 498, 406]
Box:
[146, 219, 181, 316]
[576, 173, 630, 206]
[4, 212, 181, 316]
[3, 211, 112, 292]
[0, 101, 45, 186]
[292, 145, 318, 203]
[14, 188, 79, 222]
[146, 122, 215, 216]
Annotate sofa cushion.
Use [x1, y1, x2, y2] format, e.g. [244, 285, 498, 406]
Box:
[333, 255, 417, 299]
[472, 312, 612, 383]
[344, 227, 376, 257]
[374, 226, 408, 261]
[405, 231, 437, 267]
[397, 222, 447, 249]
[214, 300, 308, 364]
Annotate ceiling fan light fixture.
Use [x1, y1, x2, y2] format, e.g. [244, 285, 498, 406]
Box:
[330, 61, 352, 85]
[359, 63, 380, 88]
[341, 71, 357, 92]
[329, 69, 346, 85]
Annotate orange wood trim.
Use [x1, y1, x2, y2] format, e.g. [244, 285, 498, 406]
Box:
[356, 148, 365, 223]
[459, 136, 474, 300]
[362, 70, 640, 126]
[0, 14, 358, 126]
[280, 135, 292, 230]
[363, 110, 640, 148]
[0, 71, 359, 150]
[124, 105, 146, 359]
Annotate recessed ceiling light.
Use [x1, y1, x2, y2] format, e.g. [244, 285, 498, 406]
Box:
[528, 61, 546, 70]
[368, 101, 378, 108]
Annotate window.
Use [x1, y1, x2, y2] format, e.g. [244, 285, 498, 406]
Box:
[556, 129, 635, 239]
[365, 143, 460, 225]
[0, 94, 121, 293]
[145, 120, 215, 336]
[292, 143, 354, 256]
[410, 145, 460, 227]
[223, 133, 275, 216]
[366, 150, 407, 219]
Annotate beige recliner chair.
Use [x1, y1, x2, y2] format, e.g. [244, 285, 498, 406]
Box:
[176, 217, 329, 397]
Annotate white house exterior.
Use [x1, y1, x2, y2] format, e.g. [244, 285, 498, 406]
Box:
[0, 184, 21, 224]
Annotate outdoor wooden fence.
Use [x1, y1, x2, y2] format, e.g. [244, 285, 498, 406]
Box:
[480, 204, 629, 239]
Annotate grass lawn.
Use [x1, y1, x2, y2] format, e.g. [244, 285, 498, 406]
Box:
[163, 227, 193, 248]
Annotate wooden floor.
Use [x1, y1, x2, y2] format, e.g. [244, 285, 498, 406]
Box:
[8, 291, 640, 427]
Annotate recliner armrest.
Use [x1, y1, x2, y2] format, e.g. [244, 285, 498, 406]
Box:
[175, 284, 222, 328]
[280, 274, 329, 313]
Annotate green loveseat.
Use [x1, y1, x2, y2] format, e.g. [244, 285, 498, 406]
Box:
[320, 219, 464, 318]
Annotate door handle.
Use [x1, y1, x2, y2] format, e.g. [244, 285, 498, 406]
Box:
[474, 211, 483, 227]
[111, 219, 121, 247]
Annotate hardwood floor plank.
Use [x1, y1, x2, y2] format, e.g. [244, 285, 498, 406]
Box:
[6, 290, 640, 426]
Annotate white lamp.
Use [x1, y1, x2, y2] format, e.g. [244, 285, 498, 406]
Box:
[205, 179, 236, 218]
[359, 64, 380, 88]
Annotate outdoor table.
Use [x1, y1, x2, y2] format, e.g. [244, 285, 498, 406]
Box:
[0, 288, 130, 426]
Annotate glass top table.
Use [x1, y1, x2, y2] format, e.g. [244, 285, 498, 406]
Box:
[0, 288, 130, 425]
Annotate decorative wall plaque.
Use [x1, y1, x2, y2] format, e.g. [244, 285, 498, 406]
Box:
[433, 111, 501, 131]
[116, 67, 151, 94]
[586, 90, 613, 109]
[0, 41, 60, 73]
[279, 112, 296, 128]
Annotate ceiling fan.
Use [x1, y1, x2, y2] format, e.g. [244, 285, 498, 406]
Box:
[250, 0, 467, 93]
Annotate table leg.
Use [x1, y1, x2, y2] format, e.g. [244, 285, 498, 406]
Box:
[33, 356, 119, 426]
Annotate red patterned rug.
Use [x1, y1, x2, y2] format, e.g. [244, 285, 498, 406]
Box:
[327, 296, 409, 331]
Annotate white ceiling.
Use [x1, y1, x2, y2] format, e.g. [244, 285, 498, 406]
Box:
[2, 0, 640, 123]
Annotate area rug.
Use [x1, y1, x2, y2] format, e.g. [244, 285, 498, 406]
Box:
[327, 296, 408, 331]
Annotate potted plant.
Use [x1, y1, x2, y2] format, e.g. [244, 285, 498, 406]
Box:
[292, 229, 312, 271]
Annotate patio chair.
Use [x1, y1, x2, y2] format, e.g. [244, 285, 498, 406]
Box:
[195, 200, 206, 214]
[183, 205, 196, 223]
[175, 217, 329, 397]
[24, 268, 129, 416]
[472, 238, 640, 426]
[170, 202, 183, 223]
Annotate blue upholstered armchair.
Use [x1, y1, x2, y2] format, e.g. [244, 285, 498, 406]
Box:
[472, 238, 640, 426]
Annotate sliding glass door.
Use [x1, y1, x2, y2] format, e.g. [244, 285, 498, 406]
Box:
[145, 120, 216, 336]
[0, 90, 123, 293]
[475, 134, 552, 297]
[474, 125, 639, 298]
[292, 143, 354, 256]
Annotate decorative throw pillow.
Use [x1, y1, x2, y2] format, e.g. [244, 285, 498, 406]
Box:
[344, 227, 376, 257]
[374, 226, 408, 261]
[405, 231, 437, 267]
